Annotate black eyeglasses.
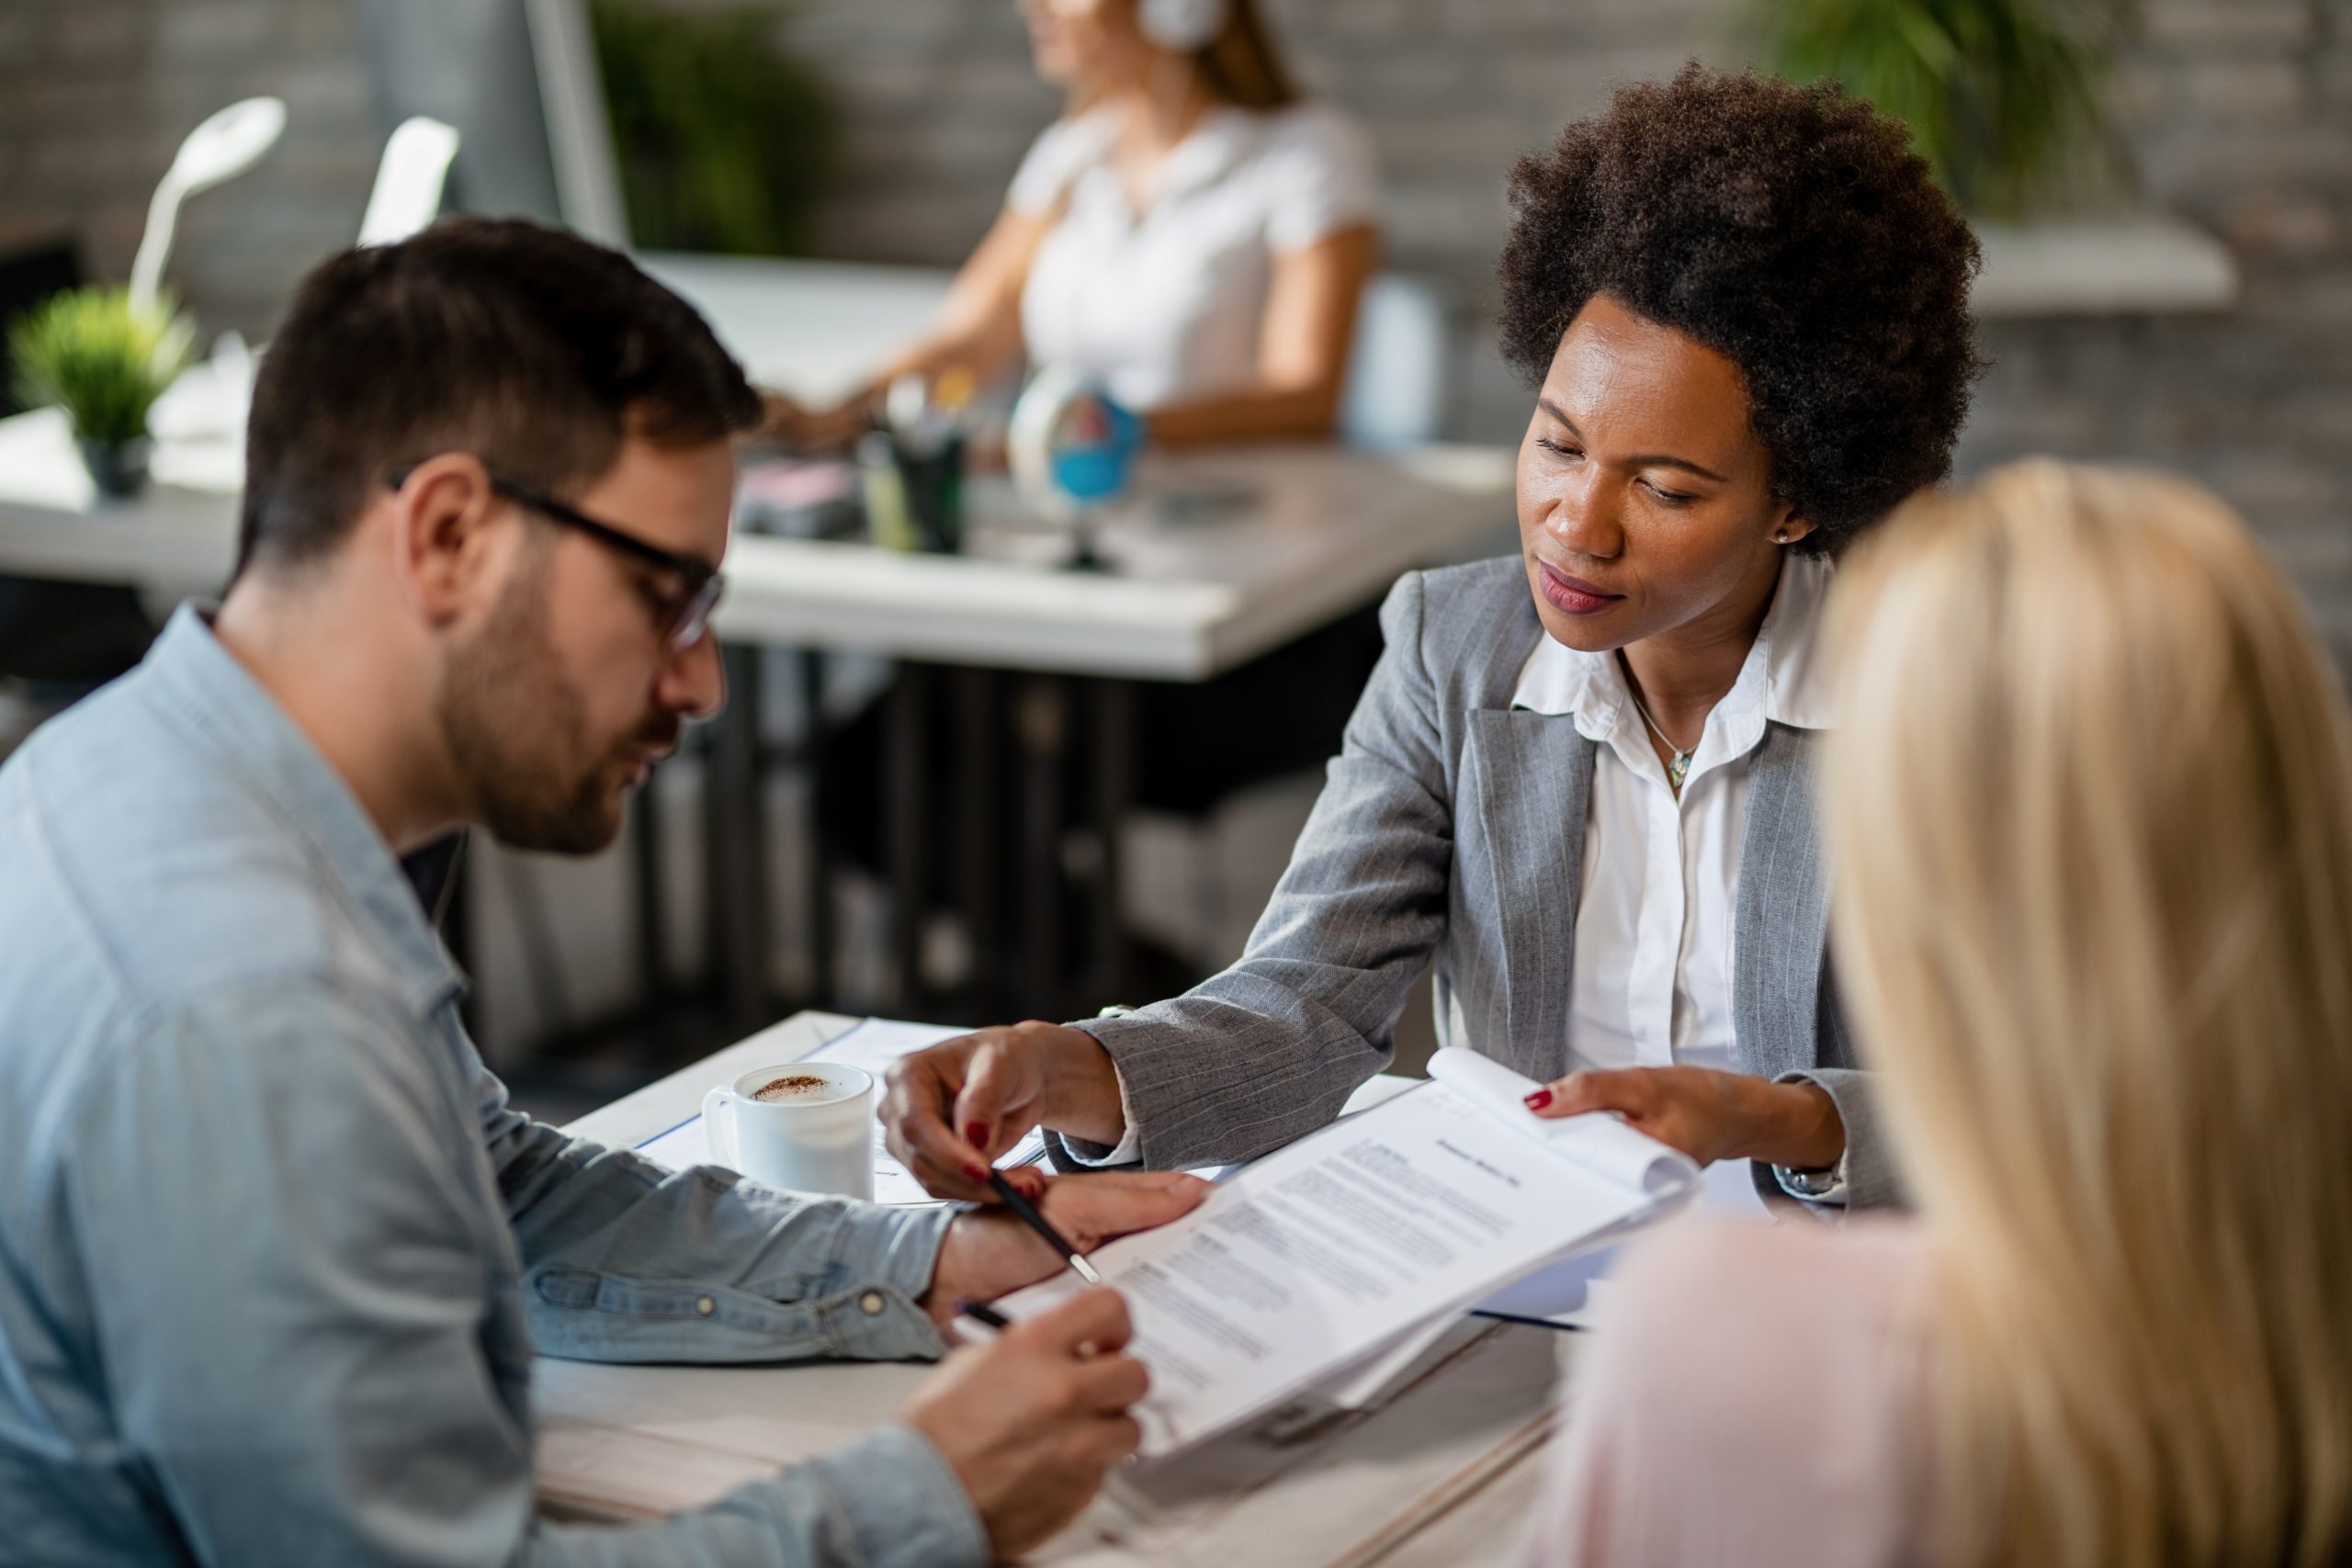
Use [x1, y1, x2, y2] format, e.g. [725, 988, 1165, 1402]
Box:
[387, 464, 725, 651]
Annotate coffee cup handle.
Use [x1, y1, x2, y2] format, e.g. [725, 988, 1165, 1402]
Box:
[702, 1086, 736, 1168]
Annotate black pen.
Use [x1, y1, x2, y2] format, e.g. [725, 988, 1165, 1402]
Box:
[986, 1168, 1105, 1286]
[957, 1299, 1012, 1331]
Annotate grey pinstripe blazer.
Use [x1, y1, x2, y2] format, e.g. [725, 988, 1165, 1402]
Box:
[1061, 554, 1895, 1208]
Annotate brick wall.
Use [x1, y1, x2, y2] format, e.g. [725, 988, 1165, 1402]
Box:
[1, 0, 2346, 652]
[0, 0, 379, 339]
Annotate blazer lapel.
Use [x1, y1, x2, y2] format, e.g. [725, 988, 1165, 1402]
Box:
[1459, 710, 1594, 1082]
[1734, 722, 1829, 1079]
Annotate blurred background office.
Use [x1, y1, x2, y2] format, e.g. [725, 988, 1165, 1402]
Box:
[0, 0, 2346, 1110]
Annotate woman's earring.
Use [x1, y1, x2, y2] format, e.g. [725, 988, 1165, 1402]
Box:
[1774, 531, 1790, 544]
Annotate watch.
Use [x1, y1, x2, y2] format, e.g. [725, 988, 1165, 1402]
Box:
[1774, 1158, 1846, 1200]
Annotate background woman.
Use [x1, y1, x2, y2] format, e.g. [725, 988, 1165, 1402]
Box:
[1526, 461, 2352, 1566]
[764, 0, 1379, 448]
[880, 66, 1983, 1210]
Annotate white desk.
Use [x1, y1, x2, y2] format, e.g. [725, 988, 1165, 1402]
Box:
[547, 1011, 1572, 1567]
[0, 406, 1510, 682]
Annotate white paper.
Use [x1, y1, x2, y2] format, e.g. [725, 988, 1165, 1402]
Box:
[630, 1018, 1043, 1204]
[989, 1076, 1693, 1455]
[1462, 1043, 1770, 1328]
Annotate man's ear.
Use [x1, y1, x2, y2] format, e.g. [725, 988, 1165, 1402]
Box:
[387, 455, 505, 627]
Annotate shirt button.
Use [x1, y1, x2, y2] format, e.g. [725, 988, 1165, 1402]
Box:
[695, 1295, 716, 1316]
[858, 1291, 887, 1316]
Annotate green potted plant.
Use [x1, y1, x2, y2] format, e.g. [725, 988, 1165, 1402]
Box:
[7, 286, 194, 498]
[1746, 0, 2115, 217]
[590, 0, 839, 255]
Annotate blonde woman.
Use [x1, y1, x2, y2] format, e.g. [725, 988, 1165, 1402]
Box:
[1522, 460, 2352, 1567]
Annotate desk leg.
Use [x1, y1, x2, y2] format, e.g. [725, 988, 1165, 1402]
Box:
[705, 643, 770, 1026]
[886, 662, 932, 1010]
[1015, 675, 1069, 1016]
[797, 649, 833, 1007]
[629, 781, 666, 1004]
[952, 666, 1002, 1017]
[1087, 678, 1136, 1009]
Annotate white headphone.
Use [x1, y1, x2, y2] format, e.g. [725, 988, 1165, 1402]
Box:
[1138, 0, 1229, 52]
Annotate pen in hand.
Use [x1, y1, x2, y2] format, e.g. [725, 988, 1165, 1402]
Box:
[987, 1167, 1105, 1286]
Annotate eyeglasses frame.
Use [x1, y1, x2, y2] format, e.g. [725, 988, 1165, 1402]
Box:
[385, 461, 725, 651]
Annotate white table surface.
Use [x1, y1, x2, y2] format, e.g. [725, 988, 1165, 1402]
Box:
[547, 1011, 1571, 1565]
[0, 403, 1510, 681]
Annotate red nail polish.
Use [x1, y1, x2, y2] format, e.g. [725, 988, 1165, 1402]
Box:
[1523, 1089, 1553, 1111]
[964, 1163, 989, 1182]
[964, 1122, 989, 1149]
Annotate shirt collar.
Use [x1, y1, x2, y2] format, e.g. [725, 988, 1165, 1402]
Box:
[143, 604, 465, 1016]
[1072, 103, 1257, 214]
[1151, 106, 1255, 203]
[1509, 551, 1838, 740]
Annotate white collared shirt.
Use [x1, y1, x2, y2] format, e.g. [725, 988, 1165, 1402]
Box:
[1080, 555, 1838, 1189]
[1512, 552, 1836, 1080]
[1007, 100, 1379, 412]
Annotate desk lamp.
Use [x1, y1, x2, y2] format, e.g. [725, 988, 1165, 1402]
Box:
[128, 96, 288, 310]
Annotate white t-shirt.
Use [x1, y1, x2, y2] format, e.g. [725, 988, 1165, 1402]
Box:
[1006, 100, 1380, 412]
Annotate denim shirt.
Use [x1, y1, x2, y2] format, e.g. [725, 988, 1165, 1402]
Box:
[0, 608, 988, 1568]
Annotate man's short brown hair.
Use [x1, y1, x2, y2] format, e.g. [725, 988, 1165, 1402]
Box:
[237, 217, 760, 575]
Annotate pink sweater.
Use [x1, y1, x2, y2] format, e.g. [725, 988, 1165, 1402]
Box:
[1520, 1216, 1939, 1568]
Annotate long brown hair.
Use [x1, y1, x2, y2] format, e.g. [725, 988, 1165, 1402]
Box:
[1195, 0, 1296, 110]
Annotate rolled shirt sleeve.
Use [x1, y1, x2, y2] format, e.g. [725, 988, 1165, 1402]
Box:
[64, 979, 984, 1568]
[476, 1058, 955, 1364]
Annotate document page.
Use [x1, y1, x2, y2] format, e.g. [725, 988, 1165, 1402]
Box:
[989, 1076, 1683, 1454]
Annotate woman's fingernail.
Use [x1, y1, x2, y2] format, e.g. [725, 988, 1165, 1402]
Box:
[964, 1122, 989, 1149]
[1523, 1089, 1554, 1111]
[965, 1163, 989, 1182]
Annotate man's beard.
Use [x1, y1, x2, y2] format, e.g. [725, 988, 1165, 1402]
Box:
[436, 561, 657, 856]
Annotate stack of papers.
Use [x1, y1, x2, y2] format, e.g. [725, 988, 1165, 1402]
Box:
[975, 1047, 1699, 1456]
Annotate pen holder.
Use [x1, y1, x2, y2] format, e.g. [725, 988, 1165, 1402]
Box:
[897, 431, 965, 553]
[860, 430, 965, 554]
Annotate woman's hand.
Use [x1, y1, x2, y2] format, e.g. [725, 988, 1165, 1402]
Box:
[1522, 1066, 1845, 1170]
[753, 389, 870, 452]
[880, 1021, 1128, 1201]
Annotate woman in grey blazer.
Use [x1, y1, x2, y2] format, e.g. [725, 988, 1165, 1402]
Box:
[883, 64, 1984, 1211]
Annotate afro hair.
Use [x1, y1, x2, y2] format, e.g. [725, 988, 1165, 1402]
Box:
[1497, 62, 1984, 551]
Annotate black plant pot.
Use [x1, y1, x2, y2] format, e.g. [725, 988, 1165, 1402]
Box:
[77, 436, 152, 500]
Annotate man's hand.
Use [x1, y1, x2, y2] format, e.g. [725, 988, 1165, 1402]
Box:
[924, 1169, 1209, 1325]
[881, 1021, 1126, 1201]
[1522, 1066, 1845, 1170]
[901, 1288, 1148, 1559]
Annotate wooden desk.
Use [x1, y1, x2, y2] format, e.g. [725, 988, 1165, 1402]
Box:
[546, 1011, 1570, 1567]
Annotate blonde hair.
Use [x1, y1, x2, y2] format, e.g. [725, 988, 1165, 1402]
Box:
[1824, 460, 2352, 1567]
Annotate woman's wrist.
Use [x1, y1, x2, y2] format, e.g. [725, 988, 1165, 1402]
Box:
[1031, 1022, 1128, 1145]
[1756, 1078, 1846, 1170]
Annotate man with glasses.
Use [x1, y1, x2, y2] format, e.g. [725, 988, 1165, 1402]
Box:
[0, 219, 1203, 1566]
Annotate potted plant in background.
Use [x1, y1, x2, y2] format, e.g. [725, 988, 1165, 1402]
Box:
[1746, 0, 2117, 217]
[7, 287, 194, 499]
[591, 0, 839, 255]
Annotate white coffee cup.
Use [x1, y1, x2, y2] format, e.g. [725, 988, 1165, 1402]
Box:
[703, 1062, 876, 1201]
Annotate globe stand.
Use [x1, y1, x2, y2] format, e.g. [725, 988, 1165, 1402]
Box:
[1064, 504, 1113, 573]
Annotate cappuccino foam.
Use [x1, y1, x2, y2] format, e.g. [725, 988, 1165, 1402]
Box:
[752, 1073, 840, 1104]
